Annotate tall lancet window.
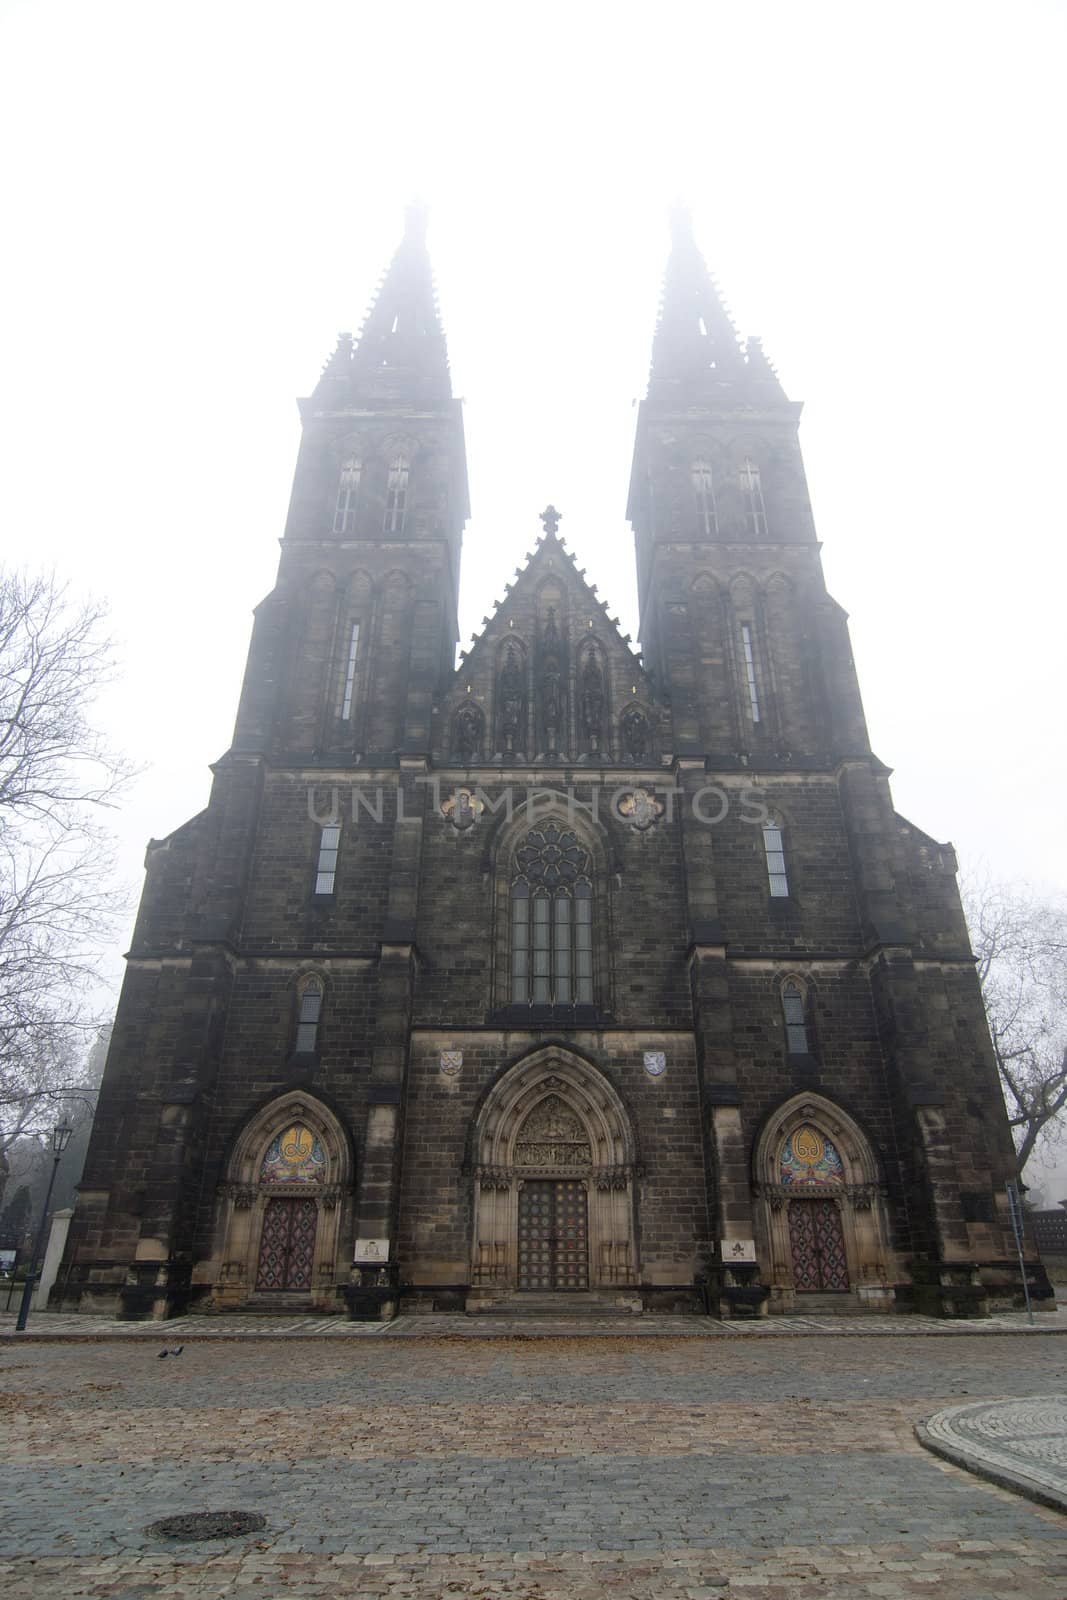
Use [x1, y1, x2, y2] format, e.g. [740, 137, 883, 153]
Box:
[332, 459, 361, 534]
[315, 825, 341, 895]
[339, 622, 360, 721]
[692, 461, 718, 537]
[295, 977, 324, 1055]
[739, 458, 768, 538]
[740, 623, 761, 724]
[762, 822, 789, 897]
[510, 823, 594, 1007]
[782, 980, 811, 1055]
[383, 454, 409, 534]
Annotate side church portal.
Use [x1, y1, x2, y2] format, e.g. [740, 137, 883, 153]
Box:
[58, 208, 1044, 1321]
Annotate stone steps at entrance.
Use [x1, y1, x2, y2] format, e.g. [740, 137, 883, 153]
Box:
[469, 1292, 642, 1318]
[793, 1293, 870, 1316]
[222, 1294, 317, 1315]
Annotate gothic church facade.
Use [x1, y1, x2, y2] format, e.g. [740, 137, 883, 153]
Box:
[58, 210, 1039, 1319]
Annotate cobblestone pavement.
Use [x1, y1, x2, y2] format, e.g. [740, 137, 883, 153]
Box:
[920, 1395, 1067, 1512]
[4, 1306, 1067, 1340]
[2, 1335, 1067, 1598]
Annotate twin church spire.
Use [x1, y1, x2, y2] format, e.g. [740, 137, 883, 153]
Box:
[311, 203, 787, 424]
[312, 201, 453, 411]
[286, 208, 815, 763]
[648, 206, 788, 406]
[242, 203, 846, 773]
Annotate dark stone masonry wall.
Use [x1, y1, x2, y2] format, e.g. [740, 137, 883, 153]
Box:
[55, 214, 1047, 1322]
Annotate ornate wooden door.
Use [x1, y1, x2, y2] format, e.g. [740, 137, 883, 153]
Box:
[788, 1198, 849, 1292]
[256, 1197, 318, 1291]
[517, 1179, 589, 1291]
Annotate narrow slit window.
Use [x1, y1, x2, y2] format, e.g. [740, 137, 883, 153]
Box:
[692, 461, 718, 537]
[339, 622, 360, 720]
[295, 978, 324, 1054]
[763, 823, 789, 897]
[315, 824, 341, 895]
[739, 458, 768, 538]
[332, 460, 361, 535]
[383, 454, 409, 534]
[740, 623, 761, 724]
[532, 891, 551, 1005]
[574, 880, 593, 1004]
[782, 981, 810, 1055]
[510, 880, 530, 1003]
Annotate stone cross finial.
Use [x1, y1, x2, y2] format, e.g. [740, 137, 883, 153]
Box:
[539, 505, 561, 536]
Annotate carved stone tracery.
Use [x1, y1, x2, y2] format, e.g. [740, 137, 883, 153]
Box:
[221, 1182, 256, 1210]
[477, 1166, 512, 1192]
[470, 1051, 639, 1293]
[620, 706, 651, 762]
[538, 609, 564, 754]
[498, 644, 526, 755]
[454, 702, 484, 763]
[751, 1093, 894, 1308]
[579, 651, 606, 752]
[213, 1091, 353, 1309]
[594, 1166, 631, 1191]
[514, 1094, 592, 1168]
[754, 1181, 884, 1214]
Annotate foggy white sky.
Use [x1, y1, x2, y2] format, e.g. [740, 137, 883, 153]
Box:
[1, 0, 1065, 1032]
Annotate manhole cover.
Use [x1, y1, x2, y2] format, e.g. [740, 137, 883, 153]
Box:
[145, 1511, 266, 1542]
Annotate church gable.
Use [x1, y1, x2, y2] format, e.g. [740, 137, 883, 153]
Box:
[436, 512, 667, 764]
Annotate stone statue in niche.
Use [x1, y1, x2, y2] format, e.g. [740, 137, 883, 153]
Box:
[620, 707, 650, 762]
[579, 652, 605, 752]
[539, 609, 563, 753]
[498, 645, 525, 755]
[454, 702, 483, 764]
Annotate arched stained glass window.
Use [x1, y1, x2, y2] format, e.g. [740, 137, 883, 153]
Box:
[510, 823, 593, 1006]
[260, 1123, 327, 1184]
[778, 1125, 845, 1186]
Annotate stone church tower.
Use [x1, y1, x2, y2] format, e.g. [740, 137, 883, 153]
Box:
[58, 208, 1043, 1320]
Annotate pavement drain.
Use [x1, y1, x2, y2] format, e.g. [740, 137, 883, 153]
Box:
[145, 1510, 267, 1542]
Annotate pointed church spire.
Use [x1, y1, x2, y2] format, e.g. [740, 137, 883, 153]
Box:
[647, 206, 746, 399]
[647, 208, 790, 408]
[312, 205, 452, 410]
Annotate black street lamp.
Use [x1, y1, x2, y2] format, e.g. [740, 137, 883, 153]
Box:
[15, 1121, 74, 1332]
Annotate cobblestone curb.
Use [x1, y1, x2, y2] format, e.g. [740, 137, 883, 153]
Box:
[917, 1396, 1067, 1515]
[4, 1308, 1067, 1342]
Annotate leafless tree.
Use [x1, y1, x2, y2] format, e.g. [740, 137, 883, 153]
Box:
[0, 570, 131, 1154]
[964, 875, 1067, 1175]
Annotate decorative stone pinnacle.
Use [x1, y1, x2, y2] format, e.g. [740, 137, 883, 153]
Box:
[540, 505, 562, 536]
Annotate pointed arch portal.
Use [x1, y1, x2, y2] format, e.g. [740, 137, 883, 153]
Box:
[210, 1091, 353, 1310]
[752, 1092, 895, 1311]
[470, 1050, 638, 1302]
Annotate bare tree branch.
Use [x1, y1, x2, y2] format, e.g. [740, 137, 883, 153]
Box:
[0, 569, 132, 1152]
[963, 870, 1067, 1178]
